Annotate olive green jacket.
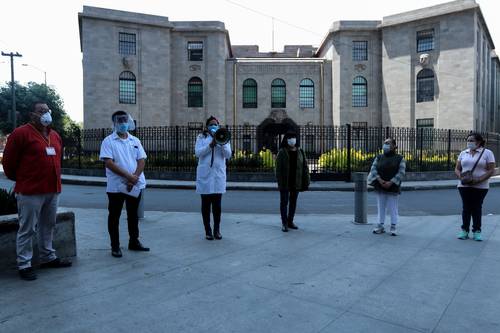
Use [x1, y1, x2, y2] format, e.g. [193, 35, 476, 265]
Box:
[275, 148, 311, 191]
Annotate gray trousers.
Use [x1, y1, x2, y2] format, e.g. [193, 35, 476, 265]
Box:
[16, 193, 59, 269]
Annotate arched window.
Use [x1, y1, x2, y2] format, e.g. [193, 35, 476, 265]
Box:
[271, 78, 286, 108]
[299, 78, 315, 108]
[352, 76, 367, 107]
[119, 71, 136, 104]
[188, 77, 203, 107]
[242, 79, 257, 108]
[417, 69, 435, 103]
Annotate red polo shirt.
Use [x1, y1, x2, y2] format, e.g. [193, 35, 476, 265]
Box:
[2, 124, 62, 195]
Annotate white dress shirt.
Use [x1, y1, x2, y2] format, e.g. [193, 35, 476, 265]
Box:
[99, 131, 147, 193]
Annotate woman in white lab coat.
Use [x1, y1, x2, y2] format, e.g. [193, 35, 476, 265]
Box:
[195, 116, 232, 240]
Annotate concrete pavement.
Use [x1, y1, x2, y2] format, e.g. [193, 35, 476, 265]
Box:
[1, 208, 499, 332]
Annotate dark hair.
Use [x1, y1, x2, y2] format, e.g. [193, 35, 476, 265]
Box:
[111, 110, 127, 122]
[31, 101, 47, 112]
[206, 116, 219, 127]
[280, 130, 299, 149]
[384, 137, 397, 146]
[467, 132, 485, 147]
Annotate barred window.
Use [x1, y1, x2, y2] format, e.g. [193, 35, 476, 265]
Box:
[417, 29, 434, 52]
[188, 41, 203, 61]
[299, 78, 314, 108]
[352, 41, 368, 61]
[119, 71, 136, 104]
[119, 33, 136, 55]
[416, 118, 434, 128]
[352, 76, 367, 107]
[271, 78, 286, 108]
[242, 79, 257, 108]
[188, 77, 203, 107]
[417, 69, 434, 103]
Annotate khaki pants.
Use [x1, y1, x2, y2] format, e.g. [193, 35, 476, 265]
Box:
[16, 193, 59, 269]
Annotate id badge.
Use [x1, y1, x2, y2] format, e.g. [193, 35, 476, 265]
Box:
[46, 147, 56, 156]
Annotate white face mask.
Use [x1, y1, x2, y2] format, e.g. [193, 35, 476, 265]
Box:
[467, 142, 477, 150]
[287, 138, 296, 147]
[40, 112, 52, 127]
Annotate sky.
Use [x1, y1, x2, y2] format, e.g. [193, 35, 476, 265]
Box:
[1, 0, 499, 123]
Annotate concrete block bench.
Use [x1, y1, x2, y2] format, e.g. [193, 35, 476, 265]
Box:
[0, 210, 77, 270]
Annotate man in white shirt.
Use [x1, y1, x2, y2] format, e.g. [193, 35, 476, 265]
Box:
[99, 111, 149, 257]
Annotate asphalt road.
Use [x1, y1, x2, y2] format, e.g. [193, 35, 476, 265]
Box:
[1, 178, 500, 216]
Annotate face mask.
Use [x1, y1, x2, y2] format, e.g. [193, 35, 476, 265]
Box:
[287, 138, 296, 147]
[467, 142, 477, 150]
[382, 144, 391, 154]
[40, 112, 52, 127]
[116, 123, 129, 133]
[208, 125, 219, 134]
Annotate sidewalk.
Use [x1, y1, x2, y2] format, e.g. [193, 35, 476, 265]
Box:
[1, 209, 499, 332]
[59, 173, 500, 191]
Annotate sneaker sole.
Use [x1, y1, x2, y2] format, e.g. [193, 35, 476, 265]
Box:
[372, 231, 385, 234]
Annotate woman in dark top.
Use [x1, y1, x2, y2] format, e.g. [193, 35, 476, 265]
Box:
[367, 138, 406, 236]
[275, 131, 310, 232]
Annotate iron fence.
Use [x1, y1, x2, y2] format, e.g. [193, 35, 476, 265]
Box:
[61, 125, 500, 180]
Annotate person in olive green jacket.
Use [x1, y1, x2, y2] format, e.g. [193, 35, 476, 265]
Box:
[275, 131, 311, 232]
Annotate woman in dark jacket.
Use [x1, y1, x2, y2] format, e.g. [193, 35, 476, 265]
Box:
[367, 137, 406, 236]
[275, 131, 310, 232]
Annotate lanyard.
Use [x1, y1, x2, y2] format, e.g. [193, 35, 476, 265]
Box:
[29, 124, 51, 147]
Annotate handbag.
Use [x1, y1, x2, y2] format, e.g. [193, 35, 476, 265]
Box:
[460, 148, 485, 185]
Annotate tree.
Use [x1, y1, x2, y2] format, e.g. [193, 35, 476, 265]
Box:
[0, 81, 80, 139]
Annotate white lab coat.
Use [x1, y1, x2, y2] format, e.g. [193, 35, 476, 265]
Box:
[195, 133, 232, 194]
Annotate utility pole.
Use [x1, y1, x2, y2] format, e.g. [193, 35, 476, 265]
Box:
[1, 51, 22, 129]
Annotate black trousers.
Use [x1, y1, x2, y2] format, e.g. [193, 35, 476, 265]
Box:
[458, 187, 488, 232]
[201, 194, 222, 234]
[107, 192, 142, 249]
[280, 190, 299, 225]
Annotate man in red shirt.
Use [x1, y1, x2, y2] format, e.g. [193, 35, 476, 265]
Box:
[2, 101, 72, 281]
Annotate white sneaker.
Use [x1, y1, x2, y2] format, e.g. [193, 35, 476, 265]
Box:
[373, 224, 385, 234]
[390, 224, 397, 236]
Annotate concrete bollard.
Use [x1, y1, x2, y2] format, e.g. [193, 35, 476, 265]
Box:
[352, 172, 368, 225]
[138, 189, 145, 219]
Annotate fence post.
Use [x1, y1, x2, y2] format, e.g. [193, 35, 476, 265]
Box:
[346, 124, 352, 180]
[446, 129, 451, 170]
[175, 126, 179, 172]
[78, 127, 82, 169]
[418, 127, 423, 171]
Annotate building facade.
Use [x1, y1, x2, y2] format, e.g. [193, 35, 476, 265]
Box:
[79, 0, 500, 132]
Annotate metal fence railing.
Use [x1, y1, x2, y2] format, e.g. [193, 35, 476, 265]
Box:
[61, 125, 500, 180]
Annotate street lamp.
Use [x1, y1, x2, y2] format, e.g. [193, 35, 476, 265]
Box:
[22, 63, 47, 86]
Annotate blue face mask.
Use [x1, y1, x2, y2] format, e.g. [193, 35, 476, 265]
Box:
[208, 124, 219, 134]
[116, 123, 129, 133]
[382, 144, 391, 153]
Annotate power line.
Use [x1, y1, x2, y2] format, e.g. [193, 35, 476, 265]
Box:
[223, 0, 476, 80]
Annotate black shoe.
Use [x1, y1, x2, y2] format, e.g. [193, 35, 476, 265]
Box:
[214, 231, 222, 240]
[288, 222, 298, 230]
[40, 258, 72, 269]
[128, 241, 150, 251]
[206, 232, 214, 240]
[282, 224, 289, 232]
[111, 248, 123, 257]
[19, 267, 37, 281]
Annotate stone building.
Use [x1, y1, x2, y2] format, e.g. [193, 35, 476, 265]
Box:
[79, 0, 500, 133]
